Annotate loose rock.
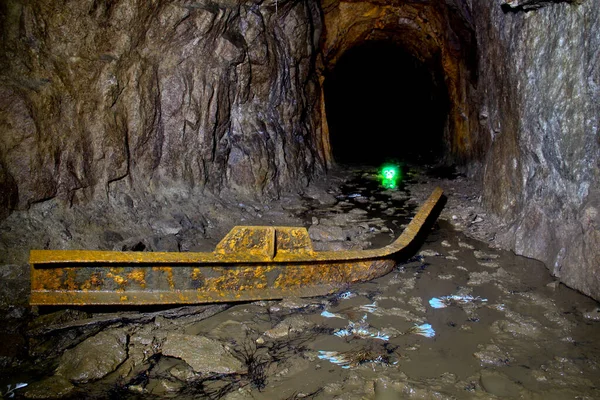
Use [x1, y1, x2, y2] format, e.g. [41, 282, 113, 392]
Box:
[55, 329, 128, 383]
[480, 370, 522, 398]
[23, 376, 74, 399]
[161, 334, 244, 374]
[308, 225, 346, 242]
[263, 315, 314, 339]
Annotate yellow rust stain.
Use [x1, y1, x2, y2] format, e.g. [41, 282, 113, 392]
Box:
[106, 268, 127, 287]
[81, 273, 103, 291]
[204, 265, 274, 294]
[152, 266, 175, 289]
[274, 264, 331, 288]
[127, 269, 146, 288]
[34, 268, 64, 290]
[64, 269, 79, 291]
[273, 261, 383, 289]
[191, 268, 203, 281]
[216, 227, 276, 260]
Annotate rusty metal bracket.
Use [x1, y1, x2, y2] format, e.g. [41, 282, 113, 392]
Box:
[30, 187, 444, 306]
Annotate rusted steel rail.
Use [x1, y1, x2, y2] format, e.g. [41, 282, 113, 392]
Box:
[30, 187, 444, 306]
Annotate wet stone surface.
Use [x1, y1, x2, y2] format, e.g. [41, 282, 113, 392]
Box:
[1, 166, 599, 399]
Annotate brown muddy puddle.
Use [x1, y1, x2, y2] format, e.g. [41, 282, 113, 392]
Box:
[178, 224, 600, 399]
[4, 167, 600, 399]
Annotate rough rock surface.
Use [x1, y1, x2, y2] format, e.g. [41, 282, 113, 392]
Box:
[0, 0, 325, 214]
[473, 1, 600, 300]
[22, 376, 74, 399]
[0, 0, 598, 310]
[500, 0, 582, 12]
[263, 315, 314, 339]
[55, 329, 128, 383]
[317, 0, 599, 301]
[308, 224, 346, 242]
[161, 333, 244, 374]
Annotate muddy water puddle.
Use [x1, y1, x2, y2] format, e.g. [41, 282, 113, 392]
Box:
[298, 167, 416, 251]
[187, 227, 599, 399]
[3, 166, 600, 399]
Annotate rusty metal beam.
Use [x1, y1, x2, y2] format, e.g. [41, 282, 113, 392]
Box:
[30, 187, 444, 306]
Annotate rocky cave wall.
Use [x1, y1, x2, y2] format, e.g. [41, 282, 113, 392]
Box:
[0, 0, 326, 220]
[474, 1, 600, 300]
[0, 0, 598, 301]
[317, 0, 599, 300]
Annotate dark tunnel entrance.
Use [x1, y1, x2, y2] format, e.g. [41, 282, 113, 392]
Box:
[324, 41, 449, 166]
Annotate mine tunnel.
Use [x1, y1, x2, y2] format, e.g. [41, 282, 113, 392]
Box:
[324, 41, 449, 165]
[0, 0, 599, 398]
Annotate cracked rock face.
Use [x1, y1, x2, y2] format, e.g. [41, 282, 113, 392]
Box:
[55, 329, 128, 383]
[0, 0, 325, 212]
[500, 0, 583, 12]
[161, 333, 244, 374]
[474, 1, 600, 300]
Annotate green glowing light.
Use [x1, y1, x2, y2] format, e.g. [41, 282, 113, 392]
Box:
[382, 178, 397, 190]
[382, 166, 398, 180]
[380, 164, 401, 190]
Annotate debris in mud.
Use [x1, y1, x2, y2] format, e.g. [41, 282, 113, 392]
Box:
[408, 297, 426, 313]
[477, 261, 500, 268]
[474, 344, 512, 367]
[320, 310, 344, 319]
[333, 315, 390, 341]
[583, 308, 600, 321]
[474, 250, 500, 260]
[419, 249, 441, 257]
[22, 377, 73, 399]
[318, 344, 396, 369]
[2, 382, 27, 398]
[317, 351, 351, 368]
[336, 291, 356, 301]
[358, 303, 378, 314]
[429, 294, 488, 309]
[407, 323, 436, 338]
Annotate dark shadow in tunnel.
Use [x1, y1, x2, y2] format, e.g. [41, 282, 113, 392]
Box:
[324, 41, 449, 166]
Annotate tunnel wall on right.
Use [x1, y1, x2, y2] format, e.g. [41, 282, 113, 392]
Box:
[472, 1, 600, 300]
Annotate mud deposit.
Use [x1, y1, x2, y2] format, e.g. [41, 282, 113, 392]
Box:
[1, 167, 599, 399]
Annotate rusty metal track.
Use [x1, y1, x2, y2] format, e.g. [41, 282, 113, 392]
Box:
[30, 187, 444, 306]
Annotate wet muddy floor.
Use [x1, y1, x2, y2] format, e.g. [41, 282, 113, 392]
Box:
[1, 166, 599, 399]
